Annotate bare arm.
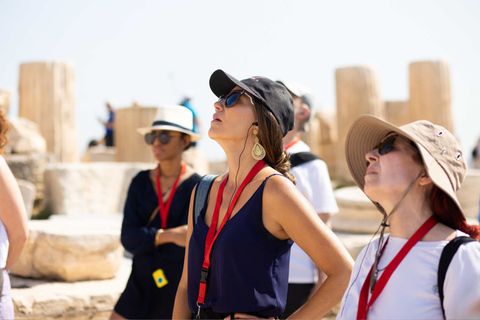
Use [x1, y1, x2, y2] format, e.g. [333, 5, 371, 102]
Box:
[172, 186, 196, 319]
[263, 176, 353, 319]
[155, 225, 188, 247]
[0, 156, 29, 271]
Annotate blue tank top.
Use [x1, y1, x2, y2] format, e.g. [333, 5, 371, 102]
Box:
[187, 175, 293, 317]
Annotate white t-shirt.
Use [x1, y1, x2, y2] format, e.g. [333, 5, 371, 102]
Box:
[0, 219, 9, 268]
[287, 140, 339, 283]
[337, 231, 480, 319]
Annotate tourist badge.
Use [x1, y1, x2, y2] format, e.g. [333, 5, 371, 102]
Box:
[152, 268, 168, 288]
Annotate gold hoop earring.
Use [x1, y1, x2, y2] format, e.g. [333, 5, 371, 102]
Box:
[252, 129, 266, 160]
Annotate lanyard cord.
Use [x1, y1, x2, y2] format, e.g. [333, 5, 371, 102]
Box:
[284, 136, 301, 150]
[196, 159, 265, 308]
[156, 161, 187, 229]
[356, 215, 438, 320]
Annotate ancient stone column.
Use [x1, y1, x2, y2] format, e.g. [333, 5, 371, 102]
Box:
[115, 105, 157, 162]
[385, 100, 410, 126]
[335, 66, 383, 181]
[18, 62, 78, 162]
[409, 61, 453, 133]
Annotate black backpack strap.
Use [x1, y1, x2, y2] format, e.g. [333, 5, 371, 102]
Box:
[192, 174, 218, 226]
[289, 151, 320, 168]
[438, 236, 476, 318]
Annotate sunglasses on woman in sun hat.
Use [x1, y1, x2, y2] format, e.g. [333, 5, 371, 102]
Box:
[144, 131, 183, 145]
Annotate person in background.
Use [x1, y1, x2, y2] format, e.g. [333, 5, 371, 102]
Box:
[472, 137, 480, 169]
[337, 115, 480, 319]
[110, 105, 201, 319]
[277, 81, 339, 319]
[0, 109, 29, 319]
[180, 94, 201, 147]
[98, 101, 115, 147]
[173, 70, 353, 319]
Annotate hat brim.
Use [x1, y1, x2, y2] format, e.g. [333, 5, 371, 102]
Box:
[209, 69, 265, 103]
[345, 114, 465, 219]
[137, 125, 201, 142]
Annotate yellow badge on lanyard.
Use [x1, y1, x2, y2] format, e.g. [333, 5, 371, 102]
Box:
[152, 268, 168, 288]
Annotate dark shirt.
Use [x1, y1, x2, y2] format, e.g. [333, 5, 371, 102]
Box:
[188, 175, 293, 318]
[115, 169, 201, 319]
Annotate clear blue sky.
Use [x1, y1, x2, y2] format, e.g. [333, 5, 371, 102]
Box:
[1, 0, 479, 163]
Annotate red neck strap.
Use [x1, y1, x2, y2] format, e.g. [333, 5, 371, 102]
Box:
[156, 161, 187, 229]
[284, 136, 301, 150]
[197, 159, 265, 305]
[356, 215, 438, 319]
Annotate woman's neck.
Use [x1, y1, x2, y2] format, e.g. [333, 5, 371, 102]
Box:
[158, 158, 183, 177]
[221, 139, 259, 188]
[387, 199, 433, 239]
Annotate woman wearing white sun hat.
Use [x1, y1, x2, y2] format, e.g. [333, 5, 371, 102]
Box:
[111, 105, 202, 319]
[337, 115, 480, 319]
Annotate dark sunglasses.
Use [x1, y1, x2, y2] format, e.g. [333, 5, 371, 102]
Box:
[374, 134, 398, 155]
[218, 90, 254, 108]
[374, 134, 418, 156]
[145, 131, 181, 145]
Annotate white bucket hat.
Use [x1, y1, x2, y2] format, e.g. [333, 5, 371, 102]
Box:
[345, 114, 467, 219]
[137, 105, 201, 141]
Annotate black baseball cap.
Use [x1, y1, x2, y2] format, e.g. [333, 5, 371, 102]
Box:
[209, 69, 295, 137]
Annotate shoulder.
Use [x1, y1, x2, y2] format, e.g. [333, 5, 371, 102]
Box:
[129, 169, 151, 187]
[262, 173, 306, 210]
[452, 239, 480, 262]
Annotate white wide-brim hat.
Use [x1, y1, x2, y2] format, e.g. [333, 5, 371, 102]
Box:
[137, 105, 201, 142]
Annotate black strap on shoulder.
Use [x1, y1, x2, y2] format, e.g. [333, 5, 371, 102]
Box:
[438, 236, 476, 318]
[192, 174, 218, 226]
[289, 151, 320, 168]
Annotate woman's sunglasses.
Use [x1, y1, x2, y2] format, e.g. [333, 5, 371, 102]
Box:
[145, 131, 181, 145]
[218, 90, 254, 108]
[374, 134, 398, 155]
[374, 134, 418, 155]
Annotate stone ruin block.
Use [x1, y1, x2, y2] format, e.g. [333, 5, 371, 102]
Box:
[5, 153, 49, 206]
[7, 117, 47, 154]
[11, 215, 123, 281]
[44, 162, 154, 215]
[17, 179, 36, 219]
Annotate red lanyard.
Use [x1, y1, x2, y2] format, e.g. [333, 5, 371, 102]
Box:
[284, 136, 301, 150]
[156, 161, 187, 229]
[197, 159, 265, 306]
[356, 215, 438, 319]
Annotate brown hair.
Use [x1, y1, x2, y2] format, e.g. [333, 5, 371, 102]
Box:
[254, 100, 296, 184]
[430, 186, 480, 240]
[0, 109, 10, 155]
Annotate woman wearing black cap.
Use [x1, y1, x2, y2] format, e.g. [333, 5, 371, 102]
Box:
[173, 70, 353, 319]
[337, 115, 480, 319]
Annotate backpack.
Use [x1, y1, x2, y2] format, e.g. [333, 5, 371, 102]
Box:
[192, 174, 218, 226]
[437, 236, 476, 318]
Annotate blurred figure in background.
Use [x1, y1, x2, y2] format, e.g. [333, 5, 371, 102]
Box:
[472, 137, 480, 169]
[180, 94, 201, 147]
[278, 81, 339, 319]
[0, 109, 29, 319]
[98, 101, 115, 147]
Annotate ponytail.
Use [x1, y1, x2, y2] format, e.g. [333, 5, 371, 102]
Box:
[254, 101, 296, 185]
[430, 185, 480, 240]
